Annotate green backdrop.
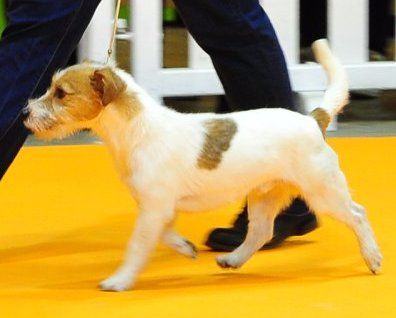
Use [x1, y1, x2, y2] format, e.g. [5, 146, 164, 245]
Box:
[0, 0, 6, 35]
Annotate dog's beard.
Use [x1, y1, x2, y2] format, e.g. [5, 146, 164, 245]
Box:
[24, 115, 55, 136]
[25, 115, 86, 141]
[33, 124, 84, 140]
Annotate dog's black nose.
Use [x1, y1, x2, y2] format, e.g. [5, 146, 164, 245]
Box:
[22, 107, 30, 116]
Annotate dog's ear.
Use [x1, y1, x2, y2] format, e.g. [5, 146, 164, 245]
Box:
[90, 67, 126, 106]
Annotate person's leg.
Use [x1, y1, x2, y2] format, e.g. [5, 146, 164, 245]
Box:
[0, 0, 101, 179]
[173, 0, 294, 110]
[173, 0, 317, 250]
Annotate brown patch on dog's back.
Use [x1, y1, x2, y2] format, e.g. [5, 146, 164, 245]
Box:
[197, 118, 238, 170]
[310, 108, 331, 136]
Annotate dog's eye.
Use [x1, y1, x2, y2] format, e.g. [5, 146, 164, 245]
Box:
[54, 87, 66, 99]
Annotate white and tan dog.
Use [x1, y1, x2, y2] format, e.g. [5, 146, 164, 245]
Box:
[24, 40, 382, 291]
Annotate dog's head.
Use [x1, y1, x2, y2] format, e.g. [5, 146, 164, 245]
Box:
[24, 64, 126, 139]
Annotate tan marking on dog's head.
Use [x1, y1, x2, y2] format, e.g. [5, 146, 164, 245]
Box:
[310, 107, 331, 137]
[197, 118, 238, 170]
[24, 64, 132, 139]
[53, 66, 106, 120]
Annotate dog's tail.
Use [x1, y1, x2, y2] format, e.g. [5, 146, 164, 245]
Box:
[310, 39, 349, 135]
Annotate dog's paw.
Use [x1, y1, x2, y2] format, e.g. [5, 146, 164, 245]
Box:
[216, 254, 242, 269]
[363, 248, 383, 274]
[164, 233, 198, 259]
[99, 272, 133, 292]
[176, 239, 198, 259]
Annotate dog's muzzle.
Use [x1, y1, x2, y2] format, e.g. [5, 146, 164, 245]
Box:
[23, 102, 56, 133]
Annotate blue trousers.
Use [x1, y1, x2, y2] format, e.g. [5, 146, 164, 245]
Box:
[0, 0, 101, 179]
[0, 0, 296, 187]
[173, 0, 295, 111]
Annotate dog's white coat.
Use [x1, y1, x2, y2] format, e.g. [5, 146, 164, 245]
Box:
[25, 40, 382, 291]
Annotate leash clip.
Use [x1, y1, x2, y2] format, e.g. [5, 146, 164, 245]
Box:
[105, 0, 121, 65]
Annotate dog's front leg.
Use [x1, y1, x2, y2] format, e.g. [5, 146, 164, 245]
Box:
[100, 201, 175, 291]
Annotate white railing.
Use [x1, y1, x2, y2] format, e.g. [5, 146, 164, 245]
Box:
[80, 0, 396, 129]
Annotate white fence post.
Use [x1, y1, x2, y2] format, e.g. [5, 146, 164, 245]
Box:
[78, 0, 115, 63]
[131, 0, 163, 102]
[188, 35, 212, 69]
[328, 0, 369, 63]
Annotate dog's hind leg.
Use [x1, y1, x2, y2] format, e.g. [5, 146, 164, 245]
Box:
[216, 184, 293, 269]
[162, 229, 197, 259]
[349, 201, 382, 273]
[301, 166, 382, 274]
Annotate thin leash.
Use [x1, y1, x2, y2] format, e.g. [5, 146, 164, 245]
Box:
[105, 0, 122, 64]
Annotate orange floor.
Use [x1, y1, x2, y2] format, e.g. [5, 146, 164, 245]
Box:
[0, 137, 395, 317]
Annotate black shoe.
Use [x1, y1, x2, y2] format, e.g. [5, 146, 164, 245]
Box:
[205, 199, 319, 252]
